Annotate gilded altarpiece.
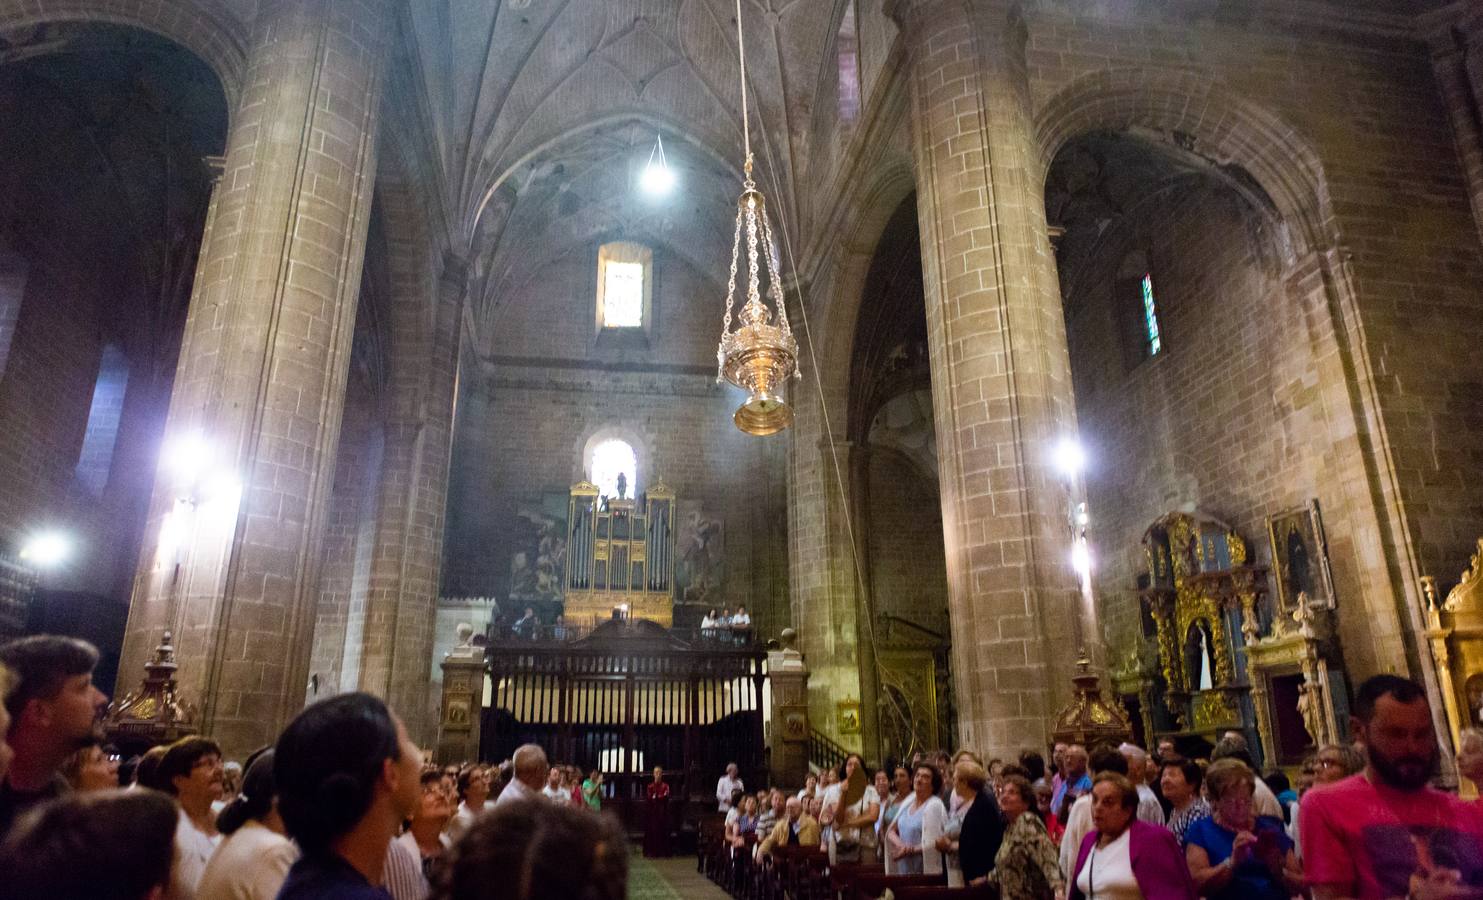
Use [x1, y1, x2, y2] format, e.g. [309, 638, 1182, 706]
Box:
[1136, 513, 1263, 748]
[1423, 540, 1483, 762]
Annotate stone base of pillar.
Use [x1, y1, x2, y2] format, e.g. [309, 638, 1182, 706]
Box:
[436, 657, 485, 765]
[768, 634, 810, 788]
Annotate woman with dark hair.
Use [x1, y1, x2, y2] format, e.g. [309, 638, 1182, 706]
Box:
[274, 692, 423, 900]
[433, 799, 628, 900]
[829, 753, 880, 863]
[197, 748, 297, 900]
[884, 763, 946, 874]
[987, 775, 1063, 900]
[0, 788, 178, 900]
[1068, 773, 1194, 900]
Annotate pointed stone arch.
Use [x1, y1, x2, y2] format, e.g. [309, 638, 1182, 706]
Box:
[1035, 68, 1331, 258]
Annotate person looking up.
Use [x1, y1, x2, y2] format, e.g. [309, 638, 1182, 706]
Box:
[274, 692, 423, 899]
[0, 635, 107, 835]
[197, 748, 296, 900]
[1052, 744, 1091, 820]
[937, 758, 1004, 887]
[581, 769, 604, 811]
[885, 763, 947, 875]
[158, 735, 226, 894]
[986, 774, 1063, 899]
[59, 740, 119, 792]
[432, 797, 628, 900]
[0, 788, 178, 900]
[497, 744, 549, 807]
[449, 766, 493, 840]
[398, 770, 453, 883]
[1303, 674, 1483, 899]
[542, 764, 565, 802]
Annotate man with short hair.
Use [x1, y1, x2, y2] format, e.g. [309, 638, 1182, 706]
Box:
[0, 635, 107, 835]
[716, 762, 743, 812]
[1211, 734, 1284, 819]
[157, 735, 225, 894]
[1117, 743, 1164, 824]
[1050, 744, 1090, 820]
[0, 788, 179, 900]
[1058, 745, 1126, 882]
[1303, 674, 1483, 899]
[496, 743, 549, 807]
[274, 692, 424, 899]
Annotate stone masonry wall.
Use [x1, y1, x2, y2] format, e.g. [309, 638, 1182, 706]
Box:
[443, 247, 790, 637]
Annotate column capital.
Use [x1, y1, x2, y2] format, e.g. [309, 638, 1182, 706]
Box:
[885, 0, 966, 31]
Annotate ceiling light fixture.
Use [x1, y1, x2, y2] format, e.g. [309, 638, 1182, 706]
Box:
[640, 133, 675, 196]
[715, 0, 799, 436]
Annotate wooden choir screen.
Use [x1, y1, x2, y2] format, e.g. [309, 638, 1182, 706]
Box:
[481, 619, 766, 831]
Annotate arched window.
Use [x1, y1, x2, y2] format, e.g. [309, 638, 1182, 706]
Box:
[588, 438, 637, 500]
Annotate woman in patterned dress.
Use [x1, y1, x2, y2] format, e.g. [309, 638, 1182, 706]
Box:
[985, 775, 1064, 900]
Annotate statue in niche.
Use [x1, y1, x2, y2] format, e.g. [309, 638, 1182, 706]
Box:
[1297, 682, 1322, 746]
[615, 471, 628, 500]
[1185, 621, 1216, 691]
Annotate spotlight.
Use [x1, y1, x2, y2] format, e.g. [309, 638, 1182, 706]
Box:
[20, 531, 69, 568]
[639, 134, 675, 196]
[1053, 437, 1086, 479]
[165, 432, 211, 484]
[1071, 539, 1092, 578]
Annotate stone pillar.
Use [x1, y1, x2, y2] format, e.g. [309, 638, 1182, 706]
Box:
[1430, 9, 1483, 251]
[358, 253, 467, 743]
[767, 630, 811, 788]
[437, 643, 485, 766]
[118, 0, 393, 758]
[788, 368, 866, 754]
[888, 0, 1087, 758]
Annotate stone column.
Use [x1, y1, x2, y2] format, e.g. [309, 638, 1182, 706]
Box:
[118, 0, 393, 757]
[1430, 9, 1483, 250]
[358, 254, 467, 743]
[888, 0, 1087, 758]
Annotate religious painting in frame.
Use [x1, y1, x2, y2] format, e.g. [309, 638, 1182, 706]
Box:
[1266, 500, 1335, 611]
[837, 699, 862, 735]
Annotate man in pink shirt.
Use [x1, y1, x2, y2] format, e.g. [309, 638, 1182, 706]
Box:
[1302, 674, 1483, 899]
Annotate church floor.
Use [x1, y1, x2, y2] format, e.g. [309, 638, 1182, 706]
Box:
[628, 852, 730, 900]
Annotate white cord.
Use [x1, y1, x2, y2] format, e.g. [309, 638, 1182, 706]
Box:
[735, 0, 750, 162]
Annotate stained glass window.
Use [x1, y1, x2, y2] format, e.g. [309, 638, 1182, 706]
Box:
[1141, 273, 1163, 357]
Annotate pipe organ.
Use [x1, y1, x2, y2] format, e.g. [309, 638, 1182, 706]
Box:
[564, 481, 677, 626]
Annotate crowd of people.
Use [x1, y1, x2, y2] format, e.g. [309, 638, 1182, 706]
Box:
[705, 672, 1483, 900]
[0, 635, 629, 900]
[5, 629, 1483, 900]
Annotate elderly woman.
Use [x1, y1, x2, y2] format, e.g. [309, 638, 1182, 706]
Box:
[727, 794, 760, 850]
[885, 763, 947, 875]
[985, 775, 1063, 899]
[936, 759, 1004, 887]
[878, 765, 912, 872]
[1186, 759, 1301, 900]
[1068, 773, 1194, 900]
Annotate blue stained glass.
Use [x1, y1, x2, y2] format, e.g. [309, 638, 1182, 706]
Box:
[1141, 273, 1162, 356]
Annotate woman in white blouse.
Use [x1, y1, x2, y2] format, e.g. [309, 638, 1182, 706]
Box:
[884, 763, 946, 875]
[197, 749, 297, 900]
